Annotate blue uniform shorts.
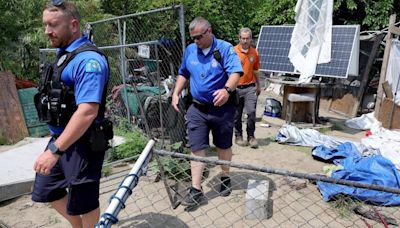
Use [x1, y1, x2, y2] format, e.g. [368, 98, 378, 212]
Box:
[31, 137, 105, 215]
[186, 102, 235, 152]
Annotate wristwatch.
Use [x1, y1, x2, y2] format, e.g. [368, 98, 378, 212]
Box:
[48, 142, 63, 156]
[224, 86, 235, 96]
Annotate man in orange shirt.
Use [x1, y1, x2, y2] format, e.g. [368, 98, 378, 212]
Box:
[234, 28, 261, 148]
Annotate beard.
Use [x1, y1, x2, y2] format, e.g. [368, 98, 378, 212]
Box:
[49, 29, 73, 48]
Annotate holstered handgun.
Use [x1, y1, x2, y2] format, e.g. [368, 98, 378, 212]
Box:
[34, 63, 53, 122]
[88, 118, 114, 152]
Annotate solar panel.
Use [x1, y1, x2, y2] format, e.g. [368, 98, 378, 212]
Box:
[256, 25, 360, 78]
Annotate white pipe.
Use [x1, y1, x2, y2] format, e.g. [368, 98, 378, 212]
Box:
[97, 139, 155, 227]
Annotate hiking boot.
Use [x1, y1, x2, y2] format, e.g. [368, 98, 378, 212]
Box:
[219, 176, 232, 197]
[249, 136, 258, 149]
[181, 186, 207, 206]
[235, 136, 247, 147]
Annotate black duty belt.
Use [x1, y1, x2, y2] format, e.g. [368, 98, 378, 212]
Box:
[192, 99, 215, 113]
[237, 83, 255, 89]
[192, 97, 236, 113]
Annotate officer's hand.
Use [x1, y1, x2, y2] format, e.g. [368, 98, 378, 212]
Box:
[256, 85, 261, 96]
[212, 89, 229, 107]
[33, 150, 59, 176]
[171, 94, 180, 113]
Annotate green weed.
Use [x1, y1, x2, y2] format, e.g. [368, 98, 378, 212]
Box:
[151, 141, 191, 181]
[101, 165, 112, 177]
[47, 215, 60, 225]
[0, 130, 7, 145]
[107, 120, 148, 162]
[330, 195, 361, 218]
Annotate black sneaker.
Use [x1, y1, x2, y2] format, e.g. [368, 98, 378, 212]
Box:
[219, 176, 232, 197]
[181, 186, 207, 206]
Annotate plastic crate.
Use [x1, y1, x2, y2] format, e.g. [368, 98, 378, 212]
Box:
[18, 88, 49, 137]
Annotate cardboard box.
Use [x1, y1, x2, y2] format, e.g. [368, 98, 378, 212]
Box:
[378, 97, 400, 129]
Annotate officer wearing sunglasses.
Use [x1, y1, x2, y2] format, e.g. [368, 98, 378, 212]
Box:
[172, 17, 243, 207]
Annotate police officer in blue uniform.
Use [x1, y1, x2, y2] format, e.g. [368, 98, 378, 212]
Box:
[32, 1, 109, 227]
[172, 17, 243, 206]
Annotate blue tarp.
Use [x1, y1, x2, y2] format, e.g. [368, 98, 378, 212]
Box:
[312, 142, 400, 206]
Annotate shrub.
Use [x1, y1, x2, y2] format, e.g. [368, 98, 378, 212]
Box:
[0, 130, 7, 145]
[107, 124, 149, 162]
[151, 141, 191, 181]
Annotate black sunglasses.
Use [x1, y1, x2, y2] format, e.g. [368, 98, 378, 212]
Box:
[52, 0, 64, 6]
[191, 27, 209, 41]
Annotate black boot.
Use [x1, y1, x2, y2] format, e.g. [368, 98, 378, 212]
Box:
[181, 186, 207, 206]
[219, 176, 232, 197]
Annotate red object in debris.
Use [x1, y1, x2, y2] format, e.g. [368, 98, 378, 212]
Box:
[15, 78, 36, 89]
[365, 130, 372, 137]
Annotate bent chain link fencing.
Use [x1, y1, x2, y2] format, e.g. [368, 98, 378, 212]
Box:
[97, 144, 400, 227]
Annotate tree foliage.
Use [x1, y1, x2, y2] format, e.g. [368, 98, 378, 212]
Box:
[100, 0, 399, 42]
[0, 0, 399, 81]
[0, 0, 109, 81]
[333, 0, 399, 30]
[0, 0, 46, 77]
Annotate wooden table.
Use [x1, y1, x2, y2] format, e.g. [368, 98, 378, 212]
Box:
[266, 77, 330, 123]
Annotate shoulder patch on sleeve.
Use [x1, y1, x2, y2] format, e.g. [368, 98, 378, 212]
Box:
[229, 46, 235, 55]
[85, 59, 102, 73]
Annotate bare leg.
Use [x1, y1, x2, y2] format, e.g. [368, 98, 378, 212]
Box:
[190, 150, 206, 190]
[51, 195, 83, 228]
[82, 207, 100, 228]
[217, 147, 232, 176]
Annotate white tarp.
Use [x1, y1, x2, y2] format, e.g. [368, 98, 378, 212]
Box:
[344, 112, 380, 130]
[276, 124, 353, 149]
[361, 125, 400, 169]
[386, 40, 400, 105]
[288, 0, 333, 83]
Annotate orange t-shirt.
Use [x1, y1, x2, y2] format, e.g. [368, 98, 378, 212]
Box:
[234, 45, 260, 86]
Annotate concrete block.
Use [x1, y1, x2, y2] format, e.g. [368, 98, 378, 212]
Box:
[0, 179, 33, 202]
[245, 179, 272, 220]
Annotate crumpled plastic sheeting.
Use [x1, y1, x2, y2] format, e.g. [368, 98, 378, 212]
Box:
[344, 113, 400, 169]
[276, 124, 352, 149]
[362, 125, 400, 169]
[313, 142, 400, 206]
[312, 142, 361, 165]
[345, 112, 380, 130]
[288, 0, 333, 83]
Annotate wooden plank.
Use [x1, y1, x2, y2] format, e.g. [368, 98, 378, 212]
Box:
[389, 25, 400, 35]
[382, 81, 394, 99]
[0, 71, 28, 143]
[375, 14, 396, 118]
[378, 97, 400, 129]
[329, 93, 358, 117]
[351, 33, 386, 117]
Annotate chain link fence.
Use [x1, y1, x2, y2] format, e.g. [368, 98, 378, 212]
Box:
[86, 5, 187, 149]
[97, 146, 400, 227]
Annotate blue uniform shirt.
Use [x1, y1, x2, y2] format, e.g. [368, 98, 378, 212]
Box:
[49, 35, 109, 135]
[178, 36, 243, 104]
